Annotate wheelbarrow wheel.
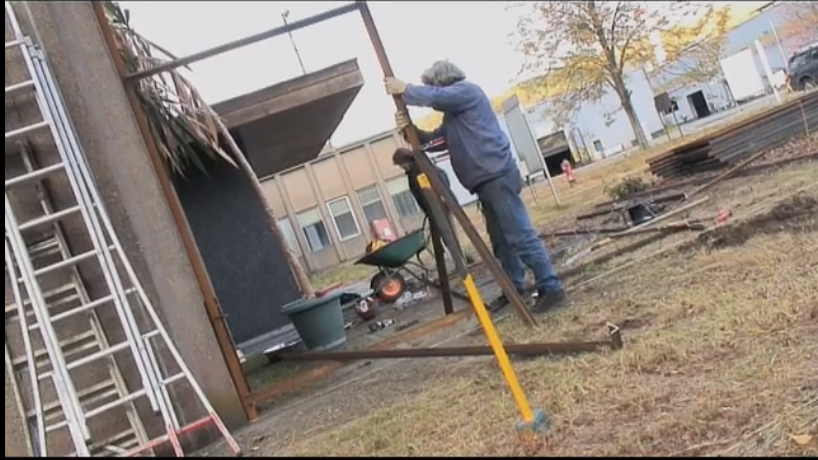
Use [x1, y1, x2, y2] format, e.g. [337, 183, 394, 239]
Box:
[370, 271, 406, 303]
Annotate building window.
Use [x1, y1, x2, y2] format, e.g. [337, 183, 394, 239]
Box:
[327, 196, 361, 241]
[386, 177, 420, 219]
[297, 208, 331, 253]
[357, 185, 388, 225]
[276, 217, 301, 257]
[592, 140, 604, 153]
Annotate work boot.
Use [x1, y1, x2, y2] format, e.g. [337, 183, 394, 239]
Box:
[488, 289, 528, 313]
[531, 289, 568, 314]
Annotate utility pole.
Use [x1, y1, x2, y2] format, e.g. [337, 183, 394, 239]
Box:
[282, 10, 307, 74]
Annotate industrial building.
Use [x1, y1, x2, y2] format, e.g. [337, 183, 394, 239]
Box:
[524, 1, 802, 161]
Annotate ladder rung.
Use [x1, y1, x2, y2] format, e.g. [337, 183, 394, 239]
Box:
[28, 288, 136, 329]
[28, 236, 61, 259]
[47, 370, 185, 434]
[19, 205, 82, 231]
[86, 371, 184, 419]
[31, 379, 118, 420]
[65, 341, 131, 372]
[5, 162, 65, 188]
[43, 330, 161, 376]
[88, 429, 139, 456]
[15, 330, 99, 369]
[4, 282, 78, 317]
[6, 79, 35, 97]
[18, 244, 117, 281]
[6, 39, 25, 49]
[5, 38, 24, 49]
[5, 120, 50, 145]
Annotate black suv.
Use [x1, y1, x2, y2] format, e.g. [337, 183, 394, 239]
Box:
[787, 42, 817, 91]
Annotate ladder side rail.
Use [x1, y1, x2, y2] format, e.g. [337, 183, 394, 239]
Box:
[5, 201, 90, 454]
[4, 1, 23, 40]
[29, 42, 189, 453]
[32, 37, 242, 456]
[32, 42, 184, 422]
[18, 143, 150, 451]
[22, 41, 162, 415]
[5, 238, 48, 456]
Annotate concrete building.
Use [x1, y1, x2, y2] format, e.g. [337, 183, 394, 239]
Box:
[4, 1, 362, 455]
[648, 2, 799, 123]
[259, 129, 428, 273]
[523, 68, 667, 160]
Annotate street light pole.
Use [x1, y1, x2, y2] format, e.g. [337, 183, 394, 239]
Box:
[281, 10, 307, 74]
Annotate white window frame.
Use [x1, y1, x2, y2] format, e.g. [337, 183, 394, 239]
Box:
[356, 185, 388, 224]
[276, 217, 302, 257]
[297, 208, 332, 253]
[326, 196, 361, 242]
[386, 177, 421, 219]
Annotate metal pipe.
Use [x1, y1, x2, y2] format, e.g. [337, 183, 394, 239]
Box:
[277, 334, 621, 361]
[123, 2, 361, 83]
[281, 10, 307, 75]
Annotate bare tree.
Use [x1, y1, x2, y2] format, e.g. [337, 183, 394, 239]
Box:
[510, 1, 719, 150]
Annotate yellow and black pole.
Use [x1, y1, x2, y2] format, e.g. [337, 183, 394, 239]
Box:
[356, 1, 548, 440]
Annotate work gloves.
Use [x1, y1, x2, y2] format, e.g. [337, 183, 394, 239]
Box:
[394, 111, 410, 130]
[384, 77, 407, 95]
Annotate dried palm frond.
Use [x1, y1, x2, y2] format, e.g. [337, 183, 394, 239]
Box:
[101, 0, 237, 177]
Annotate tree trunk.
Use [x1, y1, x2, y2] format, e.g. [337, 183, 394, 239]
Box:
[613, 83, 650, 150]
[215, 120, 315, 298]
[621, 93, 650, 150]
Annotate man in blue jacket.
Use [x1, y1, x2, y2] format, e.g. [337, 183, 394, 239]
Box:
[384, 60, 567, 313]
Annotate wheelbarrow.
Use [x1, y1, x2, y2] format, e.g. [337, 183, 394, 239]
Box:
[354, 229, 431, 303]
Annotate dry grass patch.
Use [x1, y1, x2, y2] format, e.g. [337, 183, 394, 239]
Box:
[280, 221, 817, 456]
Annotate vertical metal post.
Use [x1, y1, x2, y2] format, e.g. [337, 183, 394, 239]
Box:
[354, 2, 536, 328]
[356, 0, 548, 441]
[429, 222, 454, 315]
[282, 10, 307, 75]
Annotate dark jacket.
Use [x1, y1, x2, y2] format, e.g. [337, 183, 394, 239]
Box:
[406, 163, 450, 218]
[403, 81, 518, 193]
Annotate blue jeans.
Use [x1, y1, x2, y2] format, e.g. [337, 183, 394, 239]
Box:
[477, 170, 563, 293]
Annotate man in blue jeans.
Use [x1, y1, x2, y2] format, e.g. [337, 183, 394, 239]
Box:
[384, 60, 566, 313]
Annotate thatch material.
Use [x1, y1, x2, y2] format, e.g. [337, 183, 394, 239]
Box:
[102, 0, 237, 176]
[101, 1, 314, 296]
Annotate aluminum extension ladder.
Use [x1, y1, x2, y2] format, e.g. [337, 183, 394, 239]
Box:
[4, 2, 240, 456]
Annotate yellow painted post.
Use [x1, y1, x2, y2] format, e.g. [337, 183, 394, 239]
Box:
[415, 173, 547, 440]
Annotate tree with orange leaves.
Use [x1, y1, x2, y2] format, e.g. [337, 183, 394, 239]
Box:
[509, 1, 721, 150]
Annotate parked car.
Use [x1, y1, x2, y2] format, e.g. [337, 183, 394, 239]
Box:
[787, 42, 818, 91]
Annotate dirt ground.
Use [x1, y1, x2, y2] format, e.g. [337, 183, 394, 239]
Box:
[207, 137, 817, 457]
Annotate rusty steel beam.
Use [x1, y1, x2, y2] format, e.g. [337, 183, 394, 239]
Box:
[276, 325, 622, 362]
[123, 2, 361, 83]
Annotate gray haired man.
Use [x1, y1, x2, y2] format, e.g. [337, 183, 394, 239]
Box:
[384, 61, 567, 313]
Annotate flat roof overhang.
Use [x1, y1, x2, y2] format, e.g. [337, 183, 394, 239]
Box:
[213, 59, 364, 178]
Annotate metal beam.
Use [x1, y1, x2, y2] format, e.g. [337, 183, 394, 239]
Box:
[123, 2, 361, 83]
[276, 325, 623, 362]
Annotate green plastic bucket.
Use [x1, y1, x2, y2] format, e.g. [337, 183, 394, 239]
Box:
[280, 292, 347, 351]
